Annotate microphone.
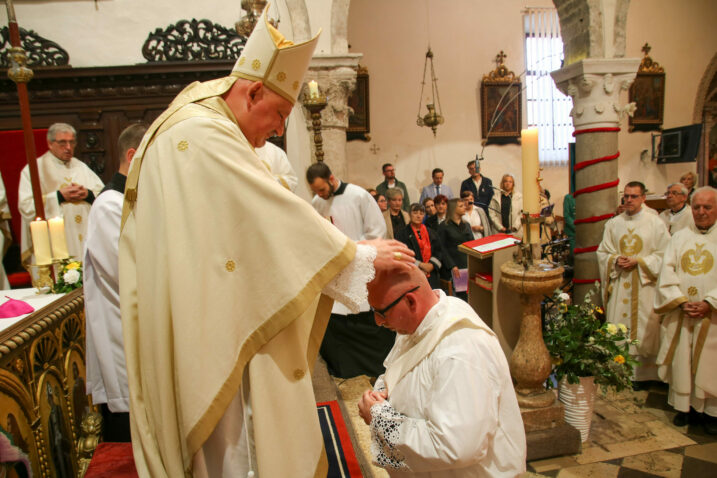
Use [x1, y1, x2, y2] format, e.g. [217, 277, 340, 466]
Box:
[491, 186, 508, 194]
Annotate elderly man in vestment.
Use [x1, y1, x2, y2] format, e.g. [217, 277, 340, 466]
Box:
[84, 123, 147, 442]
[118, 7, 413, 478]
[358, 267, 526, 476]
[658, 183, 694, 235]
[18, 123, 104, 267]
[597, 181, 670, 385]
[654, 187, 717, 434]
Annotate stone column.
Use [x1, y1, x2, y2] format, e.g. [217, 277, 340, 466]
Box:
[551, 59, 640, 302]
[302, 54, 361, 179]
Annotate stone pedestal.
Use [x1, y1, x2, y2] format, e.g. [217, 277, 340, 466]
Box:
[500, 260, 581, 459]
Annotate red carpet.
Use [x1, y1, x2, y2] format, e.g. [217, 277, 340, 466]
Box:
[85, 401, 363, 477]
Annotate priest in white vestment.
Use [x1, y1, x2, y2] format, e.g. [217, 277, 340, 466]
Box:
[119, 8, 414, 478]
[255, 140, 298, 192]
[18, 123, 104, 266]
[359, 267, 526, 477]
[597, 182, 670, 383]
[84, 124, 146, 442]
[658, 183, 694, 235]
[654, 187, 717, 434]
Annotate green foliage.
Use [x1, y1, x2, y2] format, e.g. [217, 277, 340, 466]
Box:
[52, 259, 83, 293]
[543, 285, 638, 392]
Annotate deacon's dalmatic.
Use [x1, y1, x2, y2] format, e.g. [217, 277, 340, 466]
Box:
[597, 209, 670, 379]
[655, 221, 717, 413]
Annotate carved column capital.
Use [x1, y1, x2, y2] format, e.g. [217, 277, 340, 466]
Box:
[551, 58, 640, 129]
[303, 54, 362, 129]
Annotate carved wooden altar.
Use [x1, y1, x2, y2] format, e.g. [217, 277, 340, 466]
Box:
[0, 289, 86, 478]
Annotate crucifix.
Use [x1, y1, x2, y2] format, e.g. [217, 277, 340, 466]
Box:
[369, 144, 380, 155]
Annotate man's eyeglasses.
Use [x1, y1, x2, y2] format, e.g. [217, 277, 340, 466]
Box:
[371, 286, 419, 319]
[53, 140, 76, 147]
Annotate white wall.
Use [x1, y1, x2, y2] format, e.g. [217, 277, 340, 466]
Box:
[346, 0, 717, 213]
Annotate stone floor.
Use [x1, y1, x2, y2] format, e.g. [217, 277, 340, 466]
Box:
[330, 374, 717, 478]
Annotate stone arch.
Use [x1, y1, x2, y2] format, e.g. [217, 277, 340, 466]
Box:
[284, 0, 312, 42]
[693, 52, 717, 123]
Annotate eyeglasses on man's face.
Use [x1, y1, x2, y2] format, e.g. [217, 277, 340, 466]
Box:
[371, 286, 419, 319]
[53, 140, 77, 147]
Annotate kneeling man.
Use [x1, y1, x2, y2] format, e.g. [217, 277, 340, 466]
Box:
[358, 268, 526, 476]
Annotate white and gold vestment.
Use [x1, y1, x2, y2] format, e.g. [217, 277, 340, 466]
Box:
[597, 209, 670, 379]
[655, 223, 717, 415]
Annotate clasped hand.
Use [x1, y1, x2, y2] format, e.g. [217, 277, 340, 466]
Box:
[358, 390, 388, 425]
[59, 183, 89, 202]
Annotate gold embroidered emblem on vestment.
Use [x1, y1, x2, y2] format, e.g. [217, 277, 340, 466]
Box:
[225, 260, 236, 272]
[681, 243, 713, 276]
[238, 57, 246, 66]
[624, 281, 631, 289]
[688, 286, 698, 296]
[292, 81, 299, 91]
[277, 71, 286, 82]
[252, 59, 261, 71]
[75, 215, 82, 224]
[619, 228, 643, 256]
[177, 141, 188, 151]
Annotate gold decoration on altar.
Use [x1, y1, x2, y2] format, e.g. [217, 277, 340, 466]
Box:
[483, 50, 517, 81]
[629, 43, 665, 132]
[637, 43, 664, 73]
[681, 244, 713, 276]
[619, 229, 643, 256]
[235, 0, 279, 38]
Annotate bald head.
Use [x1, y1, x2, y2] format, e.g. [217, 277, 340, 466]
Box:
[691, 186, 717, 230]
[368, 267, 438, 335]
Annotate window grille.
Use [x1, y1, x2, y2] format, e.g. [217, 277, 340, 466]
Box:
[523, 7, 573, 166]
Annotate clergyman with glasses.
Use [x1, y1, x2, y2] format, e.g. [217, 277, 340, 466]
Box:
[18, 122, 104, 267]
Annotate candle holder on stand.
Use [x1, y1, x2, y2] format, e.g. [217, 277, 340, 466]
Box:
[29, 263, 54, 293]
[303, 91, 328, 163]
[514, 212, 547, 269]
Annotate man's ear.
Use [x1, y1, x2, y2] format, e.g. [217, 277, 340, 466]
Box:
[246, 81, 264, 108]
[126, 147, 137, 164]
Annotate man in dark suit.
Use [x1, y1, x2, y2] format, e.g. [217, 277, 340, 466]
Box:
[460, 159, 493, 215]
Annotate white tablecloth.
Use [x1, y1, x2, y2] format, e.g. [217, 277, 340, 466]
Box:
[0, 288, 66, 334]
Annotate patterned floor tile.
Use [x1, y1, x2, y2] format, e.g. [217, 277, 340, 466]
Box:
[556, 462, 620, 477]
[528, 455, 581, 473]
[680, 455, 717, 477]
[621, 450, 683, 478]
[683, 441, 717, 464]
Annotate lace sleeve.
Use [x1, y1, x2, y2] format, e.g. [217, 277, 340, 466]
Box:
[322, 244, 376, 314]
[370, 401, 409, 471]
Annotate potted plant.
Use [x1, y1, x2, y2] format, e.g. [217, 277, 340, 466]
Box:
[542, 285, 639, 441]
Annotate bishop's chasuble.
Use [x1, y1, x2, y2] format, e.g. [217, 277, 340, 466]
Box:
[654, 223, 717, 414]
[18, 151, 104, 264]
[597, 209, 670, 379]
[119, 77, 355, 478]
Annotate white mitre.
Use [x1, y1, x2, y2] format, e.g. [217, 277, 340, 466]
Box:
[231, 3, 320, 104]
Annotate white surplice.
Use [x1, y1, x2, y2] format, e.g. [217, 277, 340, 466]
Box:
[18, 151, 104, 264]
[597, 209, 670, 380]
[255, 142, 298, 192]
[658, 205, 694, 235]
[83, 189, 128, 412]
[368, 291, 526, 477]
[654, 223, 717, 416]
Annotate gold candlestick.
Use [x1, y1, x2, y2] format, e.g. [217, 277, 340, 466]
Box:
[302, 89, 328, 163]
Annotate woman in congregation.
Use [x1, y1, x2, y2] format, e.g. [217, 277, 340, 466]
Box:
[460, 190, 492, 239]
[395, 203, 445, 289]
[489, 173, 523, 239]
[425, 194, 448, 231]
[375, 193, 388, 213]
[679, 171, 697, 202]
[422, 197, 436, 225]
[439, 198, 473, 299]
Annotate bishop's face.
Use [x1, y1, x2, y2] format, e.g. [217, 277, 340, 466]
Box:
[243, 84, 292, 148]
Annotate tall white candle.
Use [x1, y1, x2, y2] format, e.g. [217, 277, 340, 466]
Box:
[521, 127, 540, 243]
[48, 216, 70, 260]
[308, 80, 319, 99]
[30, 219, 52, 265]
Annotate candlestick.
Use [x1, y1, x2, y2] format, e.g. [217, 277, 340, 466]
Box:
[30, 218, 52, 265]
[48, 216, 69, 259]
[521, 127, 540, 244]
[308, 80, 319, 99]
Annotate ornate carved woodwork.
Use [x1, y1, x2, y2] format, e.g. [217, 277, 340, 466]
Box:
[0, 61, 234, 183]
[142, 19, 246, 62]
[0, 290, 86, 478]
[0, 26, 69, 67]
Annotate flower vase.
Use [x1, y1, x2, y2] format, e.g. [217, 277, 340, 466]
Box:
[558, 376, 597, 442]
